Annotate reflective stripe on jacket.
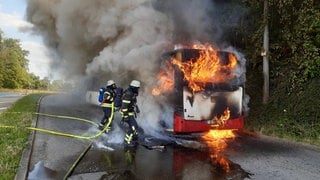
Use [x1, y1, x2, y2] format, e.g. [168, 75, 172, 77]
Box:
[121, 88, 137, 116]
[101, 88, 115, 107]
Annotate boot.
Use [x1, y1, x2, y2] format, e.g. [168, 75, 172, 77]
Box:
[98, 123, 105, 131]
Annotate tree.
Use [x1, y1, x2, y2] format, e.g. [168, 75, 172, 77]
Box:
[0, 38, 31, 88]
[236, 0, 319, 92]
[40, 77, 50, 90]
[50, 80, 63, 91]
[0, 30, 34, 89]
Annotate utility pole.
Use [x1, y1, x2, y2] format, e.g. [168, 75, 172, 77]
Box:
[262, 0, 269, 104]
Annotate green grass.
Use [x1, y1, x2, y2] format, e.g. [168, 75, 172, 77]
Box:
[0, 94, 42, 179]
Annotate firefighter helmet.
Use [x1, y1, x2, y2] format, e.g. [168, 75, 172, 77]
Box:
[106, 80, 115, 87]
[130, 80, 140, 88]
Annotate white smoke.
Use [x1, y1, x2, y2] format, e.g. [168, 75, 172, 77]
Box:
[26, 0, 247, 136]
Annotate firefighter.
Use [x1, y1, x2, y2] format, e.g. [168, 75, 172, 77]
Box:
[99, 80, 117, 132]
[121, 80, 141, 147]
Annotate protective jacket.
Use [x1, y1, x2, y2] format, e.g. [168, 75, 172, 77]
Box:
[121, 87, 140, 147]
[101, 88, 116, 108]
[99, 87, 116, 132]
[121, 88, 138, 118]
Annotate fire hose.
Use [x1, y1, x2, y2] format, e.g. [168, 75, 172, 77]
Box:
[63, 142, 93, 180]
[0, 112, 110, 139]
[0, 111, 111, 178]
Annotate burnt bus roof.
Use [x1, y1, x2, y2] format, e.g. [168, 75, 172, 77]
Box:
[161, 48, 237, 64]
[161, 48, 244, 92]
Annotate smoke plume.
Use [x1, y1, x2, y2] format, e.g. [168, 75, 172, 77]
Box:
[26, 0, 247, 136]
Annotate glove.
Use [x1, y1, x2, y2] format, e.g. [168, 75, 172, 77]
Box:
[136, 105, 140, 113]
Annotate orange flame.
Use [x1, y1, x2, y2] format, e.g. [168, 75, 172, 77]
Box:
[152, 61, 174, 96]
[214, 107, 231, 126]
[202, 129, 235, 141]
[201, 129, 235, 173]
[152, 43, 238, 95]
[172, 43, 237, 92]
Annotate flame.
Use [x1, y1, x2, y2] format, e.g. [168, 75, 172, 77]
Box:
[172, 43, 237, 93]
[202, 129, 235, 141]
[201, 129, 235, 173]
[152, 43, 238, 95]
[152, 61, 174, 96]
[214, 107, 231, 126]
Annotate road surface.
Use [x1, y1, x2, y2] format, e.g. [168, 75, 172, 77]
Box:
[0, 93, 24, 113]
[17, 93, 320, 180]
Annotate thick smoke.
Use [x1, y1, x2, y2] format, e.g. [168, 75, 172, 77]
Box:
[26, 0, 247, 136]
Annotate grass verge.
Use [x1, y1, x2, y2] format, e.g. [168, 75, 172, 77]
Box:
[0, 94, 42, 179]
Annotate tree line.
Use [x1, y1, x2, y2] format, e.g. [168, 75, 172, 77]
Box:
[0, 31, 65, 91]
[228, 0, 319, 141]
[233, 0, 319, 88]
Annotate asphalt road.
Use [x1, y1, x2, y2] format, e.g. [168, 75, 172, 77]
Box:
[227, 134, 320, 180]
[17, 93, 320, 180]
[0, 93, 25, 113]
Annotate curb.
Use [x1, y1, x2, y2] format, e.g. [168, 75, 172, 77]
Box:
[15, 95, 45, 180]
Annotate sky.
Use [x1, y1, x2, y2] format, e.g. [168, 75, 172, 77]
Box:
[0, 0, 51, 79]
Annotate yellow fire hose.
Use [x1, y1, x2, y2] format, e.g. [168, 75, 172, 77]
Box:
[63, 142, 94, 180]
[0, 111, 112, 178]
[0, 112, 110, 139]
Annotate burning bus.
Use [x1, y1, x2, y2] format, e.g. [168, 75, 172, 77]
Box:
[152, 43, 247, 134]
